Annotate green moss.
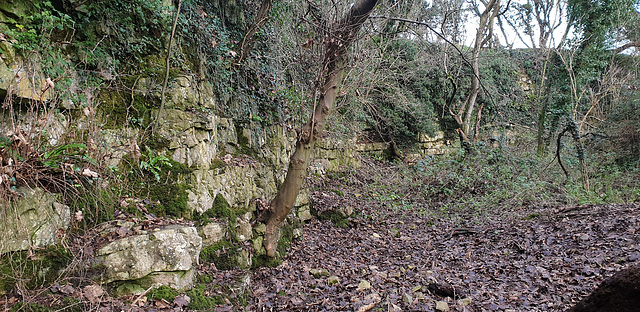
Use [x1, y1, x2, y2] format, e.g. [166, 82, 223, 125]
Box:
[145, 134, 172, 151]
[211, 194, 233, 218]
[315, 210, 350, 228]
[9, 302, 51, 312]
[119, 157, 192, 218]
[197, 273, 214, 284]
[147, 180, 190, 217]
[211, 158, 227, 170]
[524, 213, 541, 220]
[200, 240, 240, 270]
[97, 90, 153, 129]
[113, 282, 147, 297]
[251, 255, 282, 268]
[147, 286, 179, 302]
[186, 284, 225, 309]
[194, 194, 235, 224]
[0, 246, 73, 295]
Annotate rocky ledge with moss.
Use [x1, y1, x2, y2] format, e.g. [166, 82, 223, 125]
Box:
[94, 225, 202, 295]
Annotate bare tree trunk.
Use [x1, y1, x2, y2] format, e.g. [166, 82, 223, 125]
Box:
[455, 0, 500, 140]
[238, 0, 273, 62]
[536, 48, 553, 156]
[262, 0, 379, 258]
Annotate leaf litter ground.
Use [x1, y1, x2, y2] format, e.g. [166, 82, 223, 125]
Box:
[249, 160, 640, 311]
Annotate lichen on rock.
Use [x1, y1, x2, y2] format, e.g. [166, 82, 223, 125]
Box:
[0, 187, 70, 253]
[95, 225, 202, 291]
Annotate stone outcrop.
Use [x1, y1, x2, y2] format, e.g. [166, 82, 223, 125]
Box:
[95, 225, 202, 293]
[0, 187, 70, 253]
[0, 41, 52, 102]
[417, 131, 450, 155]
[0, 14, 361, 294]
[312, 137, 362, 172]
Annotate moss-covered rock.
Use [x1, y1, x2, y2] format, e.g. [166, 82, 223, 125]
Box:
[1, 187, 70, 253]
[97, 90, 153, 129]
[199, 222, 227, 247]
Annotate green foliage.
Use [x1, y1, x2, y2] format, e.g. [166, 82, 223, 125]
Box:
[78, 0, 171, 65]
[144, 159, 191, 217]
[139, 146, 172, 182]
[71, 186, 117, 226]
[362, 39, 446, 145]
[567, 0, 639, 49]
[0, 1, 74, 53]
[478, 50, 528, 123]
[116, 155, 192, 218]
[42, 143, 89, 168]
[415, 148, 551, 215]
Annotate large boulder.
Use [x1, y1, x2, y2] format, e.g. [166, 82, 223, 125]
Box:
[95, 225, 202, 293]
[0, 188, 70, 253]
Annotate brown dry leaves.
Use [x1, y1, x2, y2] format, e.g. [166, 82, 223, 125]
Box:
[249, 167, 640, 311]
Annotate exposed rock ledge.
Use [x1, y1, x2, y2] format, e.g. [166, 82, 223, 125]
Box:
[95, 225, 202, 294]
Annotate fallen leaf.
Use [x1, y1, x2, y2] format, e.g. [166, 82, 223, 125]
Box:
[357, 280, 371, 291]
[174, 294, 190, 308]
[83, 284, 104, 304]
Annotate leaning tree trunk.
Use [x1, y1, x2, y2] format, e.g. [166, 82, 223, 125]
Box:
[262, 0, 379, 257]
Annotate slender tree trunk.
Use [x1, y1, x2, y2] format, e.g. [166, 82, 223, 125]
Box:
[153, 0, 182, 134]
[263, 0, 379, 257]
[536, 48, 553, 157]
[238, 0, 273, 62]
[457, 0, 500, 140]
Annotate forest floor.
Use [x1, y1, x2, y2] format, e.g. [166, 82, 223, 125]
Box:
[245, 160, 640, 312]
[4, 160, 639, 312]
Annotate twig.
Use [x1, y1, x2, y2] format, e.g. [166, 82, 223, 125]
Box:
[449, 228, 478, 238]
[127, 285, 154, 311]
[152, 0, 182, 134]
